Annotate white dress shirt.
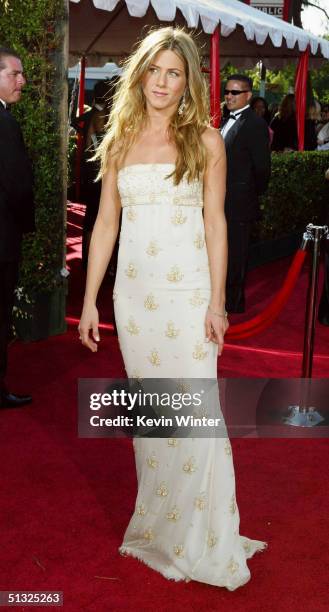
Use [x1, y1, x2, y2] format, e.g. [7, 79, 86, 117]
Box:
[221, 104, 250, 139]
[317, 122, 329, 148]
[0, 98, 6, 109]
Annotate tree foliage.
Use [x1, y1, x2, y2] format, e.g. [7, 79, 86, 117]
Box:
[222, 60, 329, 104]
[0, 0, 66, 300]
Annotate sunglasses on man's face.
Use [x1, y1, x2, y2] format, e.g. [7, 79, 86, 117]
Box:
[224, 89, 250, 96]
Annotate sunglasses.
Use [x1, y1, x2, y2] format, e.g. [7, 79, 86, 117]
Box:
[224, 89, 250, 96]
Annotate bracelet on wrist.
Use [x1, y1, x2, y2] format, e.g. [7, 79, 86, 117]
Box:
[208, 305, 228, 318]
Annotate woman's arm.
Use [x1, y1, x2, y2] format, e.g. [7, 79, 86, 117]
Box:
[79, 155, 121, 351]
[202, 127, 228, 355]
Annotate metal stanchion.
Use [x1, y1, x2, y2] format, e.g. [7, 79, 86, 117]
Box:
[281, 223, 328, 428]
[302, 224, 328, 377]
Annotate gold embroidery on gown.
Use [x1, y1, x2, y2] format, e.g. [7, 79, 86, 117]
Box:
[146, 241, 161, 257]
[165, 322, 180, 339]
[114, 164, 267, 590]
[125, 317, 140, 336]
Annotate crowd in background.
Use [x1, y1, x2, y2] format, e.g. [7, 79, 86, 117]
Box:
[222, 93, 329, 152]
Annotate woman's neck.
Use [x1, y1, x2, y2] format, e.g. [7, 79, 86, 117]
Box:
[144, 108, 172, 137]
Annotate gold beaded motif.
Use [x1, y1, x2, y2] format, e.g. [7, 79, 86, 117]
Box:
[143, 528, 154, 542]
[148, 349, 161, 367]
[194, 232, 205, 249]
[243, 541, 252, 554]
[131, 369, 142, 382]
[125, 317, 140, 336]
[182, 457, 197, 475]
[146, 453, 159, 469]
[224, 440, 232, 455]
[194, 494, 207, 511]
[156, 482, 169, 497]
[230, 494, 237, 515]
[167, 266, 184, 283]
[227, 557, 240, 574]
[136, 503, 147, 516]
[189, 289, 206, 307]
[207, 530, 218, 548]
[125, 263, 137, 279]
[126, 207, 137, 221]
[176, 380, 191, 394]
[165, 321, 180, 339]
[146, 241, 161, 257]
[192, 342, 208, 361]
[194, 405, 209, 419]
[144, 294, 159, 311]
[166, 506, 181, 522]
[171, 208, 187, 225]
[173, 544, 184, 558]
[167, 438, 178, 447]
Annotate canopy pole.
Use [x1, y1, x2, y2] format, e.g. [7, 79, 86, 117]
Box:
[75, 55, 86, 202]
[295, 46, 309, 151]
[78, 55, 86, 119]
[283, 0, 292, 22]
[210, 27, 220, 128]
[259, 61, 266, 98]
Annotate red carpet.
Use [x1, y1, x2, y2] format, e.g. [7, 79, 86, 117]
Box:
[222, 254, 329, 378]
[0, 202, 328, 611]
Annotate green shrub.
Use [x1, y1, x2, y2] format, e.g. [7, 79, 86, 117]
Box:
[256, 151, 329, 241]
[0, 0, 66, 311]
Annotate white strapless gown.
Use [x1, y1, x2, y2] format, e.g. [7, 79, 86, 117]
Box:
[113, 164, 266, 590]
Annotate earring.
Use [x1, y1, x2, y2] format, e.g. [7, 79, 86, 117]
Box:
[178, 91, 186, 116]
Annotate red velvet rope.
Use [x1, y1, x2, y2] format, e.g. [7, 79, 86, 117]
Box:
[226, 249, 307, 340]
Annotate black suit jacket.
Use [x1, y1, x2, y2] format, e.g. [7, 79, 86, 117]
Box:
[223, 107, 271, 222]
[0, 102, 35, 261]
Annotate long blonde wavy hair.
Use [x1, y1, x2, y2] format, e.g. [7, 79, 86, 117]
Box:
[95, 27, 210, 184]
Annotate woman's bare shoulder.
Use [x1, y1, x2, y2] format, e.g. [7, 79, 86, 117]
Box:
[108, 139, 125, 173]
[201, 126, 224, 153]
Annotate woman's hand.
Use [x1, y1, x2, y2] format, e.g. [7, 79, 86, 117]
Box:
[78, 302, 100, 352]
[205, 306, 229, 356]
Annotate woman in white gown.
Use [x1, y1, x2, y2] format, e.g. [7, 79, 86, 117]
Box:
[79, 27, 267, 591]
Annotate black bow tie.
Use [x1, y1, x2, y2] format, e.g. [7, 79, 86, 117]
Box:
[229, 112, 243, 120]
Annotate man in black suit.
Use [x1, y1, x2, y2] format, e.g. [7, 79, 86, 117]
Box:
[221, 74, 271, 313]
[0, 47, 35, 408]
